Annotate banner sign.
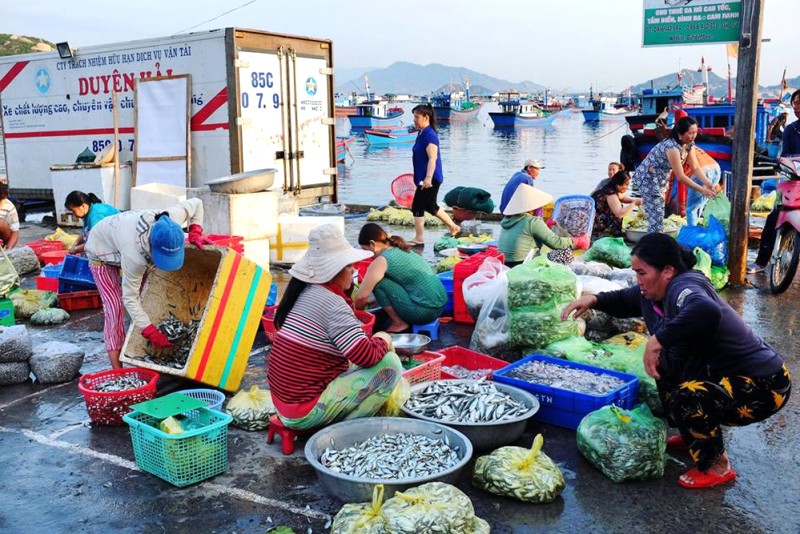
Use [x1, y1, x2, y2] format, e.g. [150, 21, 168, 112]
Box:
[643, 0, 741, 47]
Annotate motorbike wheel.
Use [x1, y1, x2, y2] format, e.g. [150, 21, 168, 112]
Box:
[769, 226, 800, 294]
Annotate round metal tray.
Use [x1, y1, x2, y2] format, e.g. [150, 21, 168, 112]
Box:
[304, 417, 473, 502]
[401, 379, 540, 451]
[390, 333, 430, 356]
[206, 169, 276, 194]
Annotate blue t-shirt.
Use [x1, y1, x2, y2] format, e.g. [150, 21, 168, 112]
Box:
[412, 126, 443, 185]
[84, 202, 120, 233]
[499, 170, 534, 214]
[782, 120, 800, 157]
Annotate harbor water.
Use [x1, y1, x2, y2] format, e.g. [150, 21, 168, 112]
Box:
[336, 102, 631, 207]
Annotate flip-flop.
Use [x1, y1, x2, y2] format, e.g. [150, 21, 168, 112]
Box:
[407, 240, 425, 247]
[678, 467, 737, 489]
[667, 435, 688, 450]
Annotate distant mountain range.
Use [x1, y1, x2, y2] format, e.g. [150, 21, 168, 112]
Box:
[630, 69, 799, 99]
[334, 61, 545, 96]
[0, 33, 54, 56]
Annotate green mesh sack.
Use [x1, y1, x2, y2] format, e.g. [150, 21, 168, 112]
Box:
[380, 482, 481, 534]
[331, 484, 387, 534]
[581, 237, 632, 268]
[507, 257, 578, 309]
[577, 404, 667, 483]
[509, 302, 579, 349]
[472, 434, 566, 503]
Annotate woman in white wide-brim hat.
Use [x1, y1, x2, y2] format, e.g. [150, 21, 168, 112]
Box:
[498, 184, 590, 267]
[267, 224, 403, 430]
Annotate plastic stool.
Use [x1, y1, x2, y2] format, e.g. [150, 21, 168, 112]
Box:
[412, 318, 440, 341]
[266, 414, 309, 455]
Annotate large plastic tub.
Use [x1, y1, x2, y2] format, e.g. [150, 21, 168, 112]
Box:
[437, 271, 454, 317]
[493, 354, 639, 430]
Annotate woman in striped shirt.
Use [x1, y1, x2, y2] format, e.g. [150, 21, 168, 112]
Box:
[267, 224, 403, 430]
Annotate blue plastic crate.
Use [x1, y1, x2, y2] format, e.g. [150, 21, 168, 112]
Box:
[59, 255, 95, 285]
[437, 271, 454, 316]
[551, 195, 596, 237]
[58, 279, 97, 294]
[493, 354, 639, 430]
[42, 262, 64, 279]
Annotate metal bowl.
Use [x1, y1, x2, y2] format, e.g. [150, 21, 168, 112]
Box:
[624, 228, 678, 243]
[401, 380, 540, 451]
[390, 333, 430, 356]
[206, 169, 276, 194]
[457, 243, 488, 256]
[304, 417, 473, 502]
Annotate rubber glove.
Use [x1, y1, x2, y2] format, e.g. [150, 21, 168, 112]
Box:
[187, 224, 206, 250]
[141, 324, 174, 349]
[546, 219, 558, 229]
[572, 234, 591, 250]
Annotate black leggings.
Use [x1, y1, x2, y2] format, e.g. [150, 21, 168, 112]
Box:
[658, 364, 791, 470]
[756, 207, 779, 266]
[411, 181, 441, 217]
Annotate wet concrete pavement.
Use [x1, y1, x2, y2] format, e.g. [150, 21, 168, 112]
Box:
[1, 218, 799, 533]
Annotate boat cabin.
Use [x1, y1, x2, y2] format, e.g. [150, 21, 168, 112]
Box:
[355, 100, 390, 118]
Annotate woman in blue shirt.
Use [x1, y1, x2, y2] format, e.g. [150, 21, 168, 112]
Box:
[409, 104, 460, 246]
[64, 190, 120, 255]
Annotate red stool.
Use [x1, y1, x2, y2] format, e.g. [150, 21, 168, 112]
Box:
[266, 414, 314, 455]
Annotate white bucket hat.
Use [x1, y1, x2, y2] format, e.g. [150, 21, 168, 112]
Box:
[289, 224, 373, 284]
[503, 183, 554, 216]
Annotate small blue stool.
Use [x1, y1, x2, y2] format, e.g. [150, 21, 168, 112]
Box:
[412, 318, 440, 340]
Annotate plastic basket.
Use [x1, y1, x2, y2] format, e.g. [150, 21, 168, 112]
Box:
[59, 255, 95, 286]
[262, 306, 375, 342]
[551, 195, 596, 237]
[179, 388, 226, 412]
[26, 239, 65, 261]
[123, 407, 232, 487]
[42, 262, 63, 279]
[40, 249, 69, 265]
[437, 346, 508, 380]
[78, 368, 160, 426]
[436, 271, 454, 316]
[402, 351, 445, 385]
[36, 276, 59, 292]
[391, 173, 417, 208]
[493, 354, 639, 430]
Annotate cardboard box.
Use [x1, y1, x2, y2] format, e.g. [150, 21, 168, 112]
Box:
[120, 246, 271, 392]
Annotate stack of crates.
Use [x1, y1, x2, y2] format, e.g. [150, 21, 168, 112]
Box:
[56, 255, 102, 311]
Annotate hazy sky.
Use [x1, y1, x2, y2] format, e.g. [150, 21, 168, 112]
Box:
[3, 0, 796, 91]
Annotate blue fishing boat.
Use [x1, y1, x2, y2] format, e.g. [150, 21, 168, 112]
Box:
[347, 100, 404, 129]
[336, 136, 355, 162]
[364, 127, 417, 146]
[431, 80, 482, 121]
[489, 92, 556, 127]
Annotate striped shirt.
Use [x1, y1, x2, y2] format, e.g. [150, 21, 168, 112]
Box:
[267, 284, 388, 411]
[0, 199, 20, 232]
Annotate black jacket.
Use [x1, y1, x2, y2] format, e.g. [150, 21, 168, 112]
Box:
[595, 270, 783, 381]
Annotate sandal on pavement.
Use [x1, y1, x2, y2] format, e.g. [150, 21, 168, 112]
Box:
[746, 262, 766, 274]
[667, 435, 688, 450]
[678, 467, 737, 489]
[407, 240, 425, 247]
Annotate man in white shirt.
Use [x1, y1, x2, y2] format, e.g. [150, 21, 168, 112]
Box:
[0, 180, 20, 250]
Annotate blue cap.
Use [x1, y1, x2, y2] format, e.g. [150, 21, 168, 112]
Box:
[150, 215, 185, 271]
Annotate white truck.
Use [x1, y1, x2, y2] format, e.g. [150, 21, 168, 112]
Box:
[0, 27, 338, 213]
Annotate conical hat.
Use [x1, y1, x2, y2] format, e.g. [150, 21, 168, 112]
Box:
[503, 184, 553, 215]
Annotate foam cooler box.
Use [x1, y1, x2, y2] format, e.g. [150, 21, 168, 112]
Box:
[493, 354, 639, 430]
[269, 214, 344, 264]
[120, 246, 271, 392]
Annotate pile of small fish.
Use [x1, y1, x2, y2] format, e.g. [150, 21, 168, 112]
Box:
[506, 360, 626, 395]
[405, 380, 530, 423]
[441, 365, 497, 380]
[83, 374, 155, 425]
[321, 433, 459, 480]
[546, 248, 575, 265]
[92, 375, 149, 392]
[555, 202, 592, 236]
[144, 311, 201, 368]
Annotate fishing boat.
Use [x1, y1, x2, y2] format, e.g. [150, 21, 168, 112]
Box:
[336, 136, 355, 162]
[347, 100, 404, 129]
[489, 92, 557, 127]
[364, 127, 417, 146]
[431, 79, 482, 121]
[582, 96, 623, 121]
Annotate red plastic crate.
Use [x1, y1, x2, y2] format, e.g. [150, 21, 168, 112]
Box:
[26, 239, 66, 261]
[36, 276, 60, 292]
[204, 234, 244, 254]
[58, 290, 102, 311]
[437, 346, 509, 380]
[453, 247, 504, 324]
[261, 306, 375, 342]
[402, 351, 445, 385]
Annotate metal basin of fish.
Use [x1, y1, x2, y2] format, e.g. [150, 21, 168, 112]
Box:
[457, 243, 488, 256]
[401, 380, 540, 451]
[206, 168, 276, 194]
[304, 417, 472, 502]
[389, 334, 430, 356]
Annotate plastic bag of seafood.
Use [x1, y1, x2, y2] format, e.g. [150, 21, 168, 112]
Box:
[576, 404, 667, 483]
[471, 433, 565, 503]
[509, 303, 579, 349]
[470, 267, 510, 352]
[463, 256, 509, 312]
[381, 482, 489, 534]
[507, 257, 578, 309]
[581, 237, 632, 269]
[225, 385, 275, 431]
[331, 484, 388, 534]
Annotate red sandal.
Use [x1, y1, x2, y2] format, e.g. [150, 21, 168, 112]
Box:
[666, 435, 688, 450]
[678, 467, 737, 489]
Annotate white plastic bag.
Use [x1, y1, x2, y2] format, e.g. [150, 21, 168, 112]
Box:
[470, 268, 509, 351]
[578, 275, 623, 296]
[462, 256, 509, 311]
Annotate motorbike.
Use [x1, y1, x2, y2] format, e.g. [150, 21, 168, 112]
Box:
[769, 157, 800, 294]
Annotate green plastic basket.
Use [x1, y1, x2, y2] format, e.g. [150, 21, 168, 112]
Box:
[123, 406, 232, 487]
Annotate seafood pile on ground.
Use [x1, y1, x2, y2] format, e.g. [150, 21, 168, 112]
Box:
[404, 380, 530, 423]
[505, 359, 626, 395]
[321, 433, 459, 480]
[144, 311, 200, 368]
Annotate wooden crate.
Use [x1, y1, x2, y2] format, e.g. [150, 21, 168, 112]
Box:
[120, 246, 271, 392]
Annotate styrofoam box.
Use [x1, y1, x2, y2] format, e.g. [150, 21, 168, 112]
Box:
[188, 187, 278, 240]
[131, 183, 187, 211]
[269, 215, 345, 265]
[242, 238, 270, 269]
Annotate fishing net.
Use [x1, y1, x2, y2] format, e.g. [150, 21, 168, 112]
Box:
[577, 404, 667, 483]
[471, 434, 566, 503]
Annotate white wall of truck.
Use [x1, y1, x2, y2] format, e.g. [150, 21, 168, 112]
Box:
[0, 27, 337, 205]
